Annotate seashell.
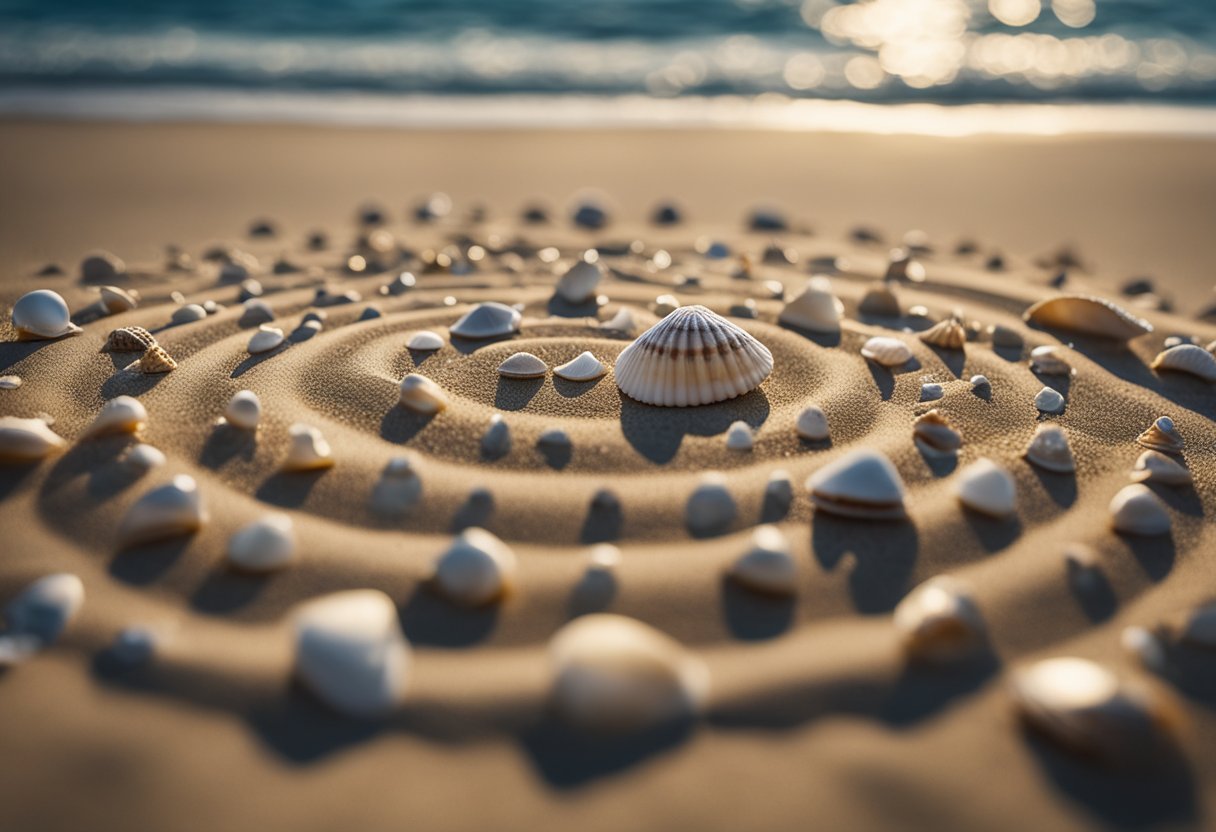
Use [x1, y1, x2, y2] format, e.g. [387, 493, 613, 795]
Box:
[988, 324, 1024, 349]
[549, 614, 708, 733]
[955, 458, 1016, 518]
[247, 325, 285, 354]
[497, 352, 547, 379]
[123, 443, 165, 472]
[653, 294, 681, 317]
[450, 302, 521, 339]
[1175, 603, 1216, 649]
[920, 382, 944, 402]
[238, 278, 263, 301]
[894, 576, 987, 663]
[370, 454, 422, 515]
[103, 326, 156, 352]
[913, 409, 961, 457]
[358, 306, 382, 322]
[239, 299, 275, 326]
[554, 351, 607, 382]
[970, 374, 990, 393]
[283, 423, 334, 471]
[600, 306, 640, 333]
[586, 543, 621, 572]
[1034, 386, 1065, 414]
[81, 251, 126, 281]
[1010, 657, 1178, 760]
[227, 513, 297, 572]
[3, 572, 84, 648]
[860, 336, 912, 368]
[1029, 345, 1072, 375]
[1136, 416, 1183, 455]
[555, 258, 604, 304]
[481, 414, 511, 458]
[728, 525, 796, 596]
[614, 305, 773, 407]
[82, 396, 147, 439]
[224, 390, 261, 430]
[11, 290, 82, 340]
[1121, 626, 1167, 674]
[1130, 450, 1191, 486]
[806, 449, 906, 520]
[858, 282, 901, 317]
[171, 304, 207, 324]
[118, 475, 206, 546]
[0, 375, 21, 389]
[725, 421, 753, 451]
[686, 472, 737, 536]
[778, 277, 842, 334]
[407, 330, 444, 351]
[918, 317, 967, 350]
[1151, 344, 1216, 382]
[134, 344, 177, 374]
[1110, 484, 1171, 536]
[398, 373, 449, 414]
[1024, 424, 1075, 473]
[432, 528, 517, 606]
[796, 405, 829, 441]
[0, 417, 66, 462]
[293, 589, 411, 718]
[98, 285, 139, 314]
[1023, 294, 1152, 340]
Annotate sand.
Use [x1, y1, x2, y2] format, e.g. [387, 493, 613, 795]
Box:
[0, 119, 1215, 831]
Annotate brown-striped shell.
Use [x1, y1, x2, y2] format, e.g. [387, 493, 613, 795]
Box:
[103, 326, 157, 352]
[135, 345, 177, 374]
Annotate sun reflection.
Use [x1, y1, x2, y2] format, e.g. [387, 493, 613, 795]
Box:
[989, 0, 1041, 28]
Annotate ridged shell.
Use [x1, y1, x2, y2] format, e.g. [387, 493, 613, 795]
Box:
[1023, 294, 1152, 340]
[1110, 484, 1171, 536]
[247, 325, 285, 354]
[11, 290, 82, 340]
[497, 352, 547, 379]
[955, 458, 1017, 517]
[806, 449, 907, 519]
[894, 576, 987, 663]
[778, 277, 842, 334]
[614, 305, 773, 407]
[432, 528, 517, 606]
[0, 417, 66, 462]
[555, 258, 604, 304]
[728, 525, 796, 596]
[860, 336, 912, 368]
[1130, 450, 1191, 486]
[858, 282, 901, 317]
[118, 475, 207, 546]
[224, 390, 261, 430]
[1029, 345, 1072, 375]
[82, 396, 147, 439]
[283, 424, 334, 471]
[1151, 344, 1216, 382]
[2, 573, 84, 647]
[725, 420, 753, 451]
[685, 472, 737, 536]
[450, 302, 521, 339]
[399, 374, 449, 414]
[103, 326, 156, 352]
[913, 409, 961, 457]
[1136, 416, 1183, 454]
[135, 345, 177, 374]
[99, 285, 139, 314]
[407, 330, 444, 351]
[1024, 424, 1075, 473]
[918, 317, 967, 350]
[228, 513, 297, 572]
[1034, 386, 1065, 414]
[553, 351, 607, 382]
[795, 405, 829, 441]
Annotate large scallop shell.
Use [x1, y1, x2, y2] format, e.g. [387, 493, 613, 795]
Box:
[554, 257, 604, 304]
[11, 290, 82, 340]
[894, 576, 987, 663]
[1130, 450, 1191, 486]
[450, 302, 521, 339]
[103, 326, 156, 352]
[1110, 484, 1171, 536]
[806, 449, 907, 519]
[1023, 294, 1152, 340]
[1136, 416, 1183, 454]
[778, 277, 842, 334]
[860, 336, 912, 368]
[918, 317, 967, 350]
[614, 305, 773, 407]
[1024, 424, 1075, 473]
[955, 458, 1016, 517]
[553, 351, 608, 382]
[0, 417, 66, 462]
[118, 475, 207, 546]
[82, 396, 147, 439]
[431, 527, 517, 606]
[1151, 344, 1216, 382]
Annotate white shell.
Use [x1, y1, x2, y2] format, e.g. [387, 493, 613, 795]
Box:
[686, 472, 737, 536]
[247, 325, 285, 354]
[912, 409, 961, 457]
[955, 458, 1017, 517]
[600, 307, 640, 333]
[224, 390, 262, 430]
[450, 302, 522, 339]
[171, 304, 207, 324]
[553, 351, 607, 382]
[82, 396, 147, 439]
[549, 614, 708, 733]
[432, 527, 517, 606]
[398, 373, 449, 414]
[123, 443, 165, 472]
[1109, 484, 1171, 536]
[1034, 386, 1066, 414]
[725, 421, 754, 451]
[1024, 294, 1153, 340]
[728, 525, 796, 596]
[806, 449, 907, 519]
[0, 375, 21, 389]
[1130, 450, 1191, 486]
[0, 416, 66, 462]
[1024, 424, 1075, 473]
[293, 590, 411, 718]
[480, 414, 511, 458]
[555, 258, 604, 303]
[11, 290, 82, 340]
[99, 285, 139, 314]
[586, 543, 621, 572]
[1136, 416, 1183, 454]
[1029, 344, 1071, 375]
[283, 423, 334, 471]
[778, 277, 841, 334]
[919, 382, 944, 402]
[118, 475, 207, 546]
[894, 576, 987, 663]
[369, 454, 423, 515]
[1151, 344, 1216, 382]
[860, 336, 912, 368]
[407, 330, 444, 351]
[614, 305, 773, 407]
[2, 572, 84, 647]
[796, 405, 829, 441]
[653, 294, 681, 316]
[498, 352, 547, 379]
[227, 513, 297, 572]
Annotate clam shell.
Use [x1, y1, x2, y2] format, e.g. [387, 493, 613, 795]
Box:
[450, 302, 521, 339]
[614, 305, 773, 407]
[293, 590, 411, 718]
[480, 414, 511, 458]
[554, 351, 607, 382]
[1034, 386, 1065, 414]
[0, 417, 66, 462]
[1130, 450, 1191, 486]
[82, 396, 147, 439]
[918, 317, 967, 350]
[860, 336, 912, 368]
[283, 423, 334, 471]
[894, 576, 987, 663]
[912, 409, 961, 457]
[725, 420, 753, 451]
[227, 513, 297, 572]
[1024, 424, 1075, 473]
[123, 443, 165, 472]
[432, 527, 517, 606]
[247, 325, 285, 354]
[1151, 344, 1216, 382]
[796, 405, 829, 441]
[118, 475, 207, 546]
[407, 330, 444, 351]
[728, 525, 796, 596]
[858, 282, 901, 317]
[1110, 484, 1171, 536]
[549, 614, 708, 733]
[686, 472, 737, 536]
[778, 277, 842, 334]
[1029, 345, 1072, 375]
[955, 458, 1017, 517]
[224, 390, 262, 430]
[497, 352, 547, 379]
[103, 326, 156, 352]
[399, 373, 449, 414]
[171, 304, 207, 324]
[555, 258, 604, 304]
[99, 285, 139, 314]
[2, 573, 84, 654]
[1136, 416, 1183, 454]
[1023, 294, 1152, 340]
[11, 290, 82, 340]
[806, 449, 907, 519]
[134, 344, 177, 374]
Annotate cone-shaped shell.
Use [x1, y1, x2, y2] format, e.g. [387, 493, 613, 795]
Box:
[554, 351, 607, 382]
[99, 285, 139, 314]
[728, 525, 796, 596]
[1030, 344, 1071, 375]
[725, 420, 753, 451]
[778, 278, 841, 334]
[228, 513, 296, 572]
[399, 373, 449, 414]
[247, 325, 285, 354]
[796, 405, 829, 441]
[369, 455, 423, 515]
[407, 330, 444, 351]
[913, 409, 961, 457]
[806, 449, 907, 519]
[118, 475, 206, 546]
[894, 576, 987, 663]
[82, 396, 147, 439]
[11, 290, 82, 340]
[614, 305, 773, 407]
[555, 258, 604, 304]
[283, 424, 334, 471]
[135, 345, 177, 374]
[1110, 484, 1171, 536]
[498, 352, 547, 379]
[955, 458, 1017, 517]
[103, 326, 156, 352]
[1035, 386, 1065, 414]
[1137, 416, 1183, 454]
[0, 417, 66, 462]
[1024, 424, 1075, 473]
[432, 527, 517, 606]
[224, 390, 261, 430]
[1151, 344, 1216, 382]
[860, 336, 912, 368]
[918, 317, 966, 350]
[1023, 294, 1152, 340]
[450, 302, 521, 339]
[1131, 450, 1191, 486]
[3, 573, 85, 646]
[600, 306, 644, 334]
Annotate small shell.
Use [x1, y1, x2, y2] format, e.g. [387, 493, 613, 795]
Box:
[728, 525, 796, 596]
[1110, 484, 1171, 536]
[283, 424, 334, 471]
[293, 589, 411, 717]
[135, 344, 177, 374]
[920, 382, 944, 402]
[82, 396, 147, 439]
[224, 390, 262, 430]
[398, 374, 449, 414]
[918, 317, 967, 350]
[988, 324, 1024, 349]
[600, 306, 640, 333]
[369, 454, 423, 515]
[103, 326, 157, 352]
[1023, 294, 1153, 340]
[450, 302, 522, 339]
[3, 573, 84, 646]
[99, 285, 139, 314]
[240, 299, 275, 325]
[497, 352, 547, 379]
[654, 294, 682, 317]
[725, 421, 753, 451]
[858, 282, 901, 317]
[1029, 345, 1072, 375]
[1130, 450, 1191, 486]
[764, 470, 794, 518]
[407, 330, 444, 351]
[432, 528, 517, 606]
[894, 576, 987, 663]
[795, 405, 829, 441]
[110, 625, 164, 667]
[11, 290, 82, 340]
[549, 614, 708, 733]
[970, 374, 990, 393]
[1136, 416, 1183, 454]
[586, 543, 621, 572]
[81, 251, 126, 281]
[238, 278, 263, 301]
[538, 427, 571, 448]
[0, 416, 66, 462]
[481, 414, 511, 458]
[123, 443, 165, 472]
[247, 325, 285, 354]
[1034, 386, 1065, 414]
[118, 475, 207, 546]
[806, 449, 907, 520]
[1151, 344, 1216, 382]
[1024, 424, 1075, 473]
[778, 277, 842, 334]
[171, 304, 207, 324]
[860, 336, 912, 368]
[913, 409, 961, 457]
[227, 513, 297, 572]
[554, 351, 607, 382]
[0, 375, 21, 389]
[555, 258, 604, 304]
[686, 472, 737, 536]
[955, 458, 1017, 518]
